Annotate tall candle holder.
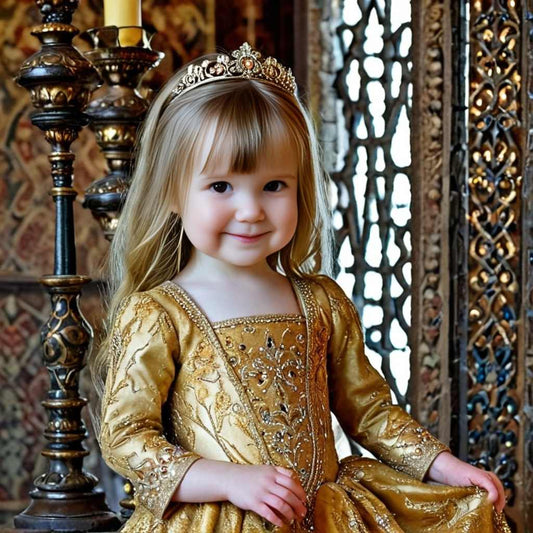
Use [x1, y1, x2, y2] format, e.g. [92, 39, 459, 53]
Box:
[82, 26, 164, 239]
[14, 0, 121, 531]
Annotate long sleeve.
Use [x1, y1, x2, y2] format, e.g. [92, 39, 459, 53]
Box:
[100, 292, 201, 520]
[319, 276, 449, 480]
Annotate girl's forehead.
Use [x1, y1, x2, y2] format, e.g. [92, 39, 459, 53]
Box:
[204, 147, 298, 176]
[197, 123, 299, 176]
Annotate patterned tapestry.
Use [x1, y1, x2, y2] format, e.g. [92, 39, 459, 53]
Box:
[0, 0, 293, 520]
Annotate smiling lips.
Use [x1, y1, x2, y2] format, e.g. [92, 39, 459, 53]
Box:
[225, 232, 268, 243]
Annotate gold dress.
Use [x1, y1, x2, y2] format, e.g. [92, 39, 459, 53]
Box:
[100, 275, 509, 532]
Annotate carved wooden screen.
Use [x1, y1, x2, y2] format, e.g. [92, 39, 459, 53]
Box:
[327, 0, 532, 527]
[332, 0, 413, 409]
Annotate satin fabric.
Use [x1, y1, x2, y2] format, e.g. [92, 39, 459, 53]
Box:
[100, 275, 509, 532]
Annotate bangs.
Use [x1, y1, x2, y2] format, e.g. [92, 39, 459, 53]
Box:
[198, 82, 303, 176]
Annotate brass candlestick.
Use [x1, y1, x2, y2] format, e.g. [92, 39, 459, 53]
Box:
[83, 26, 164, 239]
[14, 1, 120, 530]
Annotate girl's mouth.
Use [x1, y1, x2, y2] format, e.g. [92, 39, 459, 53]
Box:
[225, 232, 268, 243]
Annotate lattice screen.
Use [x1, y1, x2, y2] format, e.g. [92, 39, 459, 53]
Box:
[332, 0, 413, 408]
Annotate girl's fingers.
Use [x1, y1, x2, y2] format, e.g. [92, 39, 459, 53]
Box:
[258, 503, 284, 528]
[274, 470, 307, 503]
[270, 484, 307, 519]
[263, 493, 297, 524]
[473, 473, 505, 513]
[487, 472, 506, 512]
[274, 466, 295, 478]
[484, 474, 505, 512]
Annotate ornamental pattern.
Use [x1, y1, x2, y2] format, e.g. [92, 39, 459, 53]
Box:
[466, 0, 521, 511]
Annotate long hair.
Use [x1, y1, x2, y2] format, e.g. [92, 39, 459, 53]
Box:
[90, 57, 334, 404]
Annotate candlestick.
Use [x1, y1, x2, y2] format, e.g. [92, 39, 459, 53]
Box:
[103, 0, 142, 46]
[14, 1, 122, 530]
[83, 26, 164, 239]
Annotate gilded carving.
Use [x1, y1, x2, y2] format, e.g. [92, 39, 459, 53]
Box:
[468, 0, 521, 507]
[94, 124, 138, 144]
[24, 50, 84, 70]
[46, 417, 82, 432]
[30, 85, 91, 109]
[38, 22, 77, 34]
[41, 292, 91, 371]
[91, 213, 120, 234]
[83, 27, 163, 239]
[35, 469, 98, 492]
[44, 128, 79, 146]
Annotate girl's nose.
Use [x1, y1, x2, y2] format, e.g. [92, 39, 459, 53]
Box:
[234, 195, 265, 222]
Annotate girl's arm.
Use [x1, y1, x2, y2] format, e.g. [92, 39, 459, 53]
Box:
[319, 276, 506, 510]
[427, 451, 506, 512]
[320, 276, 449, 480]
[99, 293, 201, 520]
[173, 459, 308, 527]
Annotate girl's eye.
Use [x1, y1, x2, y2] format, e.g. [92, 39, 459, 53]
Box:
[210, 182, 231, 193]
[264, 180, 285, 192]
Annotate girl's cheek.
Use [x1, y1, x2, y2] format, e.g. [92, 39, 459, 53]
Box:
[203, 204, 232, 226]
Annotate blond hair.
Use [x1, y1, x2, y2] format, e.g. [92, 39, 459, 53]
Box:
[91, 57, 333, 400]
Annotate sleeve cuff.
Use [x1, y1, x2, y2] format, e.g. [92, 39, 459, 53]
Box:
[134, 447, 202, 520]
[391, 427, 450, 480]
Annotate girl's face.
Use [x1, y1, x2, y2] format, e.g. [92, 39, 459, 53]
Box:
[180, 141, 299, 272]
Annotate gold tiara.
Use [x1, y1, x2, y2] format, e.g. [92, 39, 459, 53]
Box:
[169, 42, 297, 100]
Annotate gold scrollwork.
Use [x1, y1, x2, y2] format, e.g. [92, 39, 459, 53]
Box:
[46, 418, 81, 432]
[95, 124, 138, 144]
[44, 128, 79, 146]
[35, 22, 77, 34]
[468, 0, 521, 505]
[93, 212, 120, 234]
[30, 85, 91, 109]
[42, 293, 91, 369]
[86, 178, 128, 194]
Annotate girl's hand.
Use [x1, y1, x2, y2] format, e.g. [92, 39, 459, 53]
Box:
[225, 464, 307, 527]
[427, 451, 506, 512]
[174, 459, 307, 525]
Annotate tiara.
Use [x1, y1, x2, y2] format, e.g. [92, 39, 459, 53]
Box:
[169, 42, 297, 100]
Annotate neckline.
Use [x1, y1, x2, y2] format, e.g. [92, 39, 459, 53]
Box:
[162, 278, 306, 328]
[211, 314, 306, 329]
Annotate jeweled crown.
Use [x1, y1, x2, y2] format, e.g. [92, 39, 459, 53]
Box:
[169, 42, 297, 100]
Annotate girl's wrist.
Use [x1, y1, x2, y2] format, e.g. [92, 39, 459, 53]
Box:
[427, 451, 455, 483]
[174, 458, 232, 503]
[211, 460, 235, 500]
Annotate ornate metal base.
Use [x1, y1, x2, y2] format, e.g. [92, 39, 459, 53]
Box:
[12, 275, 122, 531]
[14, 489, 120, 532]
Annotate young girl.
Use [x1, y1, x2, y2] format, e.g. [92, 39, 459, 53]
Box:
[92, 43, 510, 532]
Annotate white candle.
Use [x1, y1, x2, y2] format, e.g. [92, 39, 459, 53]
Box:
[103, 0, 142, 46]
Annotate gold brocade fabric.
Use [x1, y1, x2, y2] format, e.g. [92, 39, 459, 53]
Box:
[100, 275, 510, 532]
